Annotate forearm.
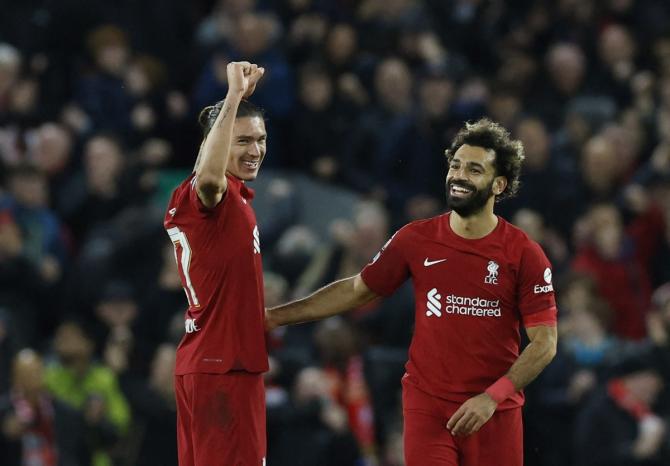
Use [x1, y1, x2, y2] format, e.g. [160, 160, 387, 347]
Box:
[268, 275, 377, 326]
[505, 327, 557, 390]
[194, 90, 243, 181]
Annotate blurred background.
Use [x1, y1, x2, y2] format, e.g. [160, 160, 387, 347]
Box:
[1, 0, 670, 465]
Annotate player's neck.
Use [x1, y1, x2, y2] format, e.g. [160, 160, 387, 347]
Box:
[449, 209, 498, 239]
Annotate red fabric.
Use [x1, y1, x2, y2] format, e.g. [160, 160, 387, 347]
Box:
[402, 377, 523, 466]
[523, 307, 558, 328]
[165, 174, 268, 375]
[485, 376, 517, 404]
[607, 378, 651, 420]
[325, 356, 376, 453]
[361, 213, 556, 409]
[12, 394, 58, 466]
[175, 372, 266, 466]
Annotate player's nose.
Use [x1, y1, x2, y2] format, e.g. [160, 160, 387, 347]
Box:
[248, 142, 261, 157]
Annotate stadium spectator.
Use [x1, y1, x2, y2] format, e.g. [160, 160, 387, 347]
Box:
[0, 349, 94, 466]
[45, 321, 131, 466]
[572, 202, 665, 340]
[573, 351, 669, 466]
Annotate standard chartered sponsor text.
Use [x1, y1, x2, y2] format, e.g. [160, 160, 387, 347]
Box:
[445, 294, 501, 317]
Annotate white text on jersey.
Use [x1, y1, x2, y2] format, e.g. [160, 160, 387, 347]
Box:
[185, 318, 201, 333]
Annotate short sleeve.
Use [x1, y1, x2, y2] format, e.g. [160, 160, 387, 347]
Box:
[360, 228, 410, 296]
[187, 175, 227, 216]
[517, 241, 558, 327]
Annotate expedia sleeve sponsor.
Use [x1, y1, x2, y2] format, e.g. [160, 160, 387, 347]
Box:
[533, 283, 554, 294]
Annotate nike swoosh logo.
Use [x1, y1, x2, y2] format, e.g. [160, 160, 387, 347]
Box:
[424, 258, 447, 267]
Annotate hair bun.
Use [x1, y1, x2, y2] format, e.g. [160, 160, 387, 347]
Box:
[198, 105, 215, 129]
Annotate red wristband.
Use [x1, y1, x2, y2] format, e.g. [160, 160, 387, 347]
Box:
[485, 376, 517, 404]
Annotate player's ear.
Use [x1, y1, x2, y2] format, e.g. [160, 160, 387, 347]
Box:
[493, 176, 507, 196]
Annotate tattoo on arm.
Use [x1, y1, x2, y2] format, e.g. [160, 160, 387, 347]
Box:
[215, 103, 233, 128]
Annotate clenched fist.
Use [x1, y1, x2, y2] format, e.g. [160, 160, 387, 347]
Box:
[227, 61, 265, 98]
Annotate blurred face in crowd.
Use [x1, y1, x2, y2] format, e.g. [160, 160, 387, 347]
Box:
[96, 297, 138, 329]
[53, 323, 94, 369]
[293, 367, 328, 405]
[33, 123, 72, 175]
[516, 118, 550, 171]
[568, 306, 607, 344]
[588, 204, 623, 259]
[9, 171, 49, 209]
[350, 201, 389, 261]
[326, 24, 357, 65]
[263, 272, 288, 308]
[599, 24, 635, 66]
[374, 58, 412, 113]
[0, 43, 21, 95]
[300, 70, 333, 111]
[513, 209, 544, 242]
[546, 43, 585, 95]
[235, 13, 272, 57]
[447, 145, 504, 217]
[84, 136, 124, 193]
[488, 92, 521, 128]
[96, 44, 128, 76]
[314, 318, 357, 364]
[226, 116, 267, 181]
[624, 370, 664, 405]
[0, 214, 22, 260]
[419, 76, 454, 119]
[601, 123, 641, 170]
[559, 277, 595, 313]
[581, 136, 619, 195]
[12, 350, 45, 399]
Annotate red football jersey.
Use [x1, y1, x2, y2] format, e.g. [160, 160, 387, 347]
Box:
[164, 173, 268, 375]
[361, 213, 557, 409]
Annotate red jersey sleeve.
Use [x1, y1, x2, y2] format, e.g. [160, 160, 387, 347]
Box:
[517, 241, 558, 327]
[186, 174, 229, 217]
[360, 228, 410, 296]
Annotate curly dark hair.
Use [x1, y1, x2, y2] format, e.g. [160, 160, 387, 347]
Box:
[197, 99, 265, 138]
[445, 118, 525, 201]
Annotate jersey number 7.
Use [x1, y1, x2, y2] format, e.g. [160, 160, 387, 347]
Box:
[167, 226, 201, 308]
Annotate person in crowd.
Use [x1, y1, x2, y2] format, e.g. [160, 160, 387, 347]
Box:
[0, 349, 94, 466]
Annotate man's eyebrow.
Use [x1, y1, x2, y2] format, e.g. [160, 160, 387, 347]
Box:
[451, 158, 487, 170]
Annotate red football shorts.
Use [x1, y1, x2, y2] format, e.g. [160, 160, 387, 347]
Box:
[175, 372, 266, 466]
[402, 378, 523, 466]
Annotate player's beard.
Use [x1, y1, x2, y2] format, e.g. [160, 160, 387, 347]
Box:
[446, 179, 495, 218]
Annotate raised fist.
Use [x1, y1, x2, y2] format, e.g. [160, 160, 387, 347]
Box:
[227, 61, 265, 98]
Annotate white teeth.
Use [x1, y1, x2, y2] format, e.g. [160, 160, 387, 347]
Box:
[452, 186, 471, 194]
[243, 161, 259, 169]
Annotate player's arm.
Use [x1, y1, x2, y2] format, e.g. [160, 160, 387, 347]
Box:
[265, 274, 379, 329]
[448, 324, 557, 437]
[502, 324, 558, 391]
[194, 61, 264, 208]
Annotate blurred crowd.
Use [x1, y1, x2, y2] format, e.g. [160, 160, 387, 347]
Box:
[2, 0, 670, 465]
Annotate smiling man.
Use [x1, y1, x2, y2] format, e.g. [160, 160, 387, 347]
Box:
[266, 118, 558, 466]
[164, 61, 269, 466]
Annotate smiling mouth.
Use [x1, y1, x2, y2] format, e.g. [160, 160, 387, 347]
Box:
[449, 184, 474, 197]
[242, 160, 259, 170]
